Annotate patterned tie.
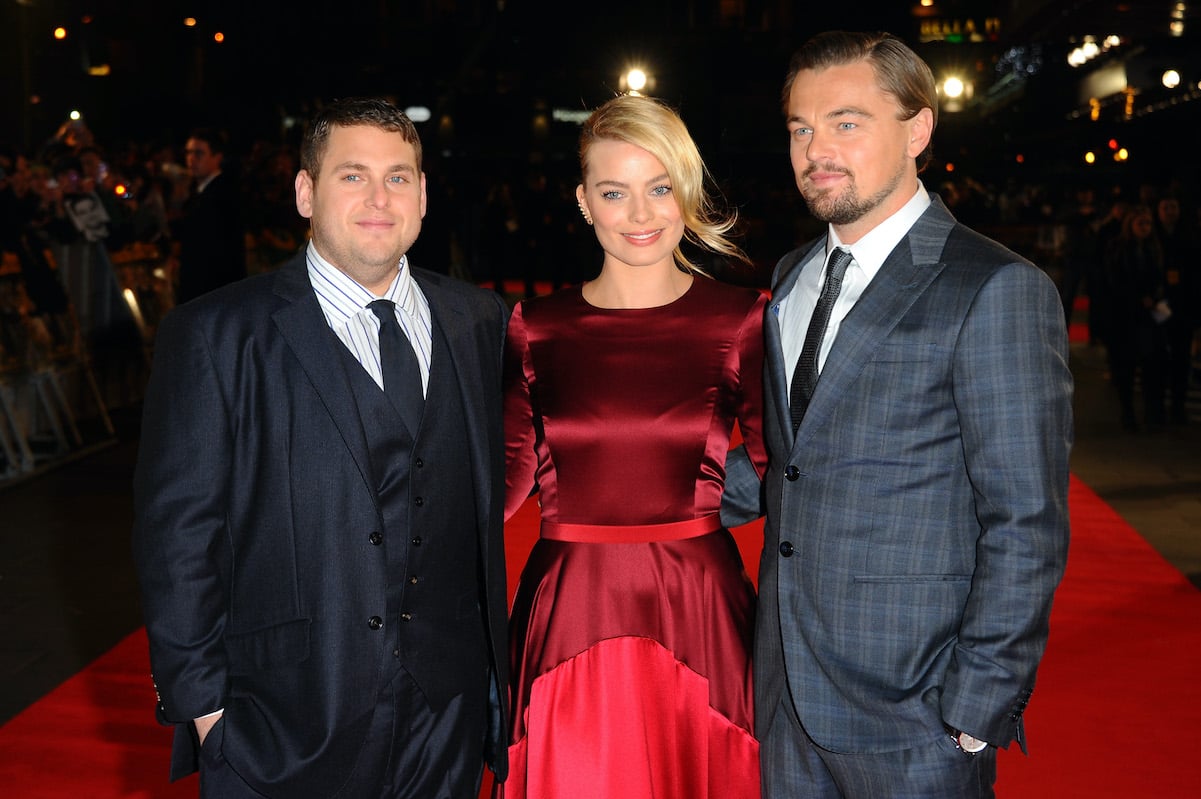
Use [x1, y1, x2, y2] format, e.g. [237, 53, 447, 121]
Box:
[789, 248, 853, 432]
[369, 299, 425, 432]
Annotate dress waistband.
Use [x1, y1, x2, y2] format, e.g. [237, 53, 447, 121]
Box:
[540, 514, 722, 543]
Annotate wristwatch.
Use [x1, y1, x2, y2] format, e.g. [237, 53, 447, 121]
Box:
[948, 727, 988, 754]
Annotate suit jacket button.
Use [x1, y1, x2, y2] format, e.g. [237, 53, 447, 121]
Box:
[414, 496, 424, 507]
[784, 465, 800, 481]
[368, 616, 383, 630]
[369, 532, 383, 545]
[779, 541, 795, 557]
[414, 457, 424, 468]
[411, 536, 422, 546]
[401, 612, 412, 621]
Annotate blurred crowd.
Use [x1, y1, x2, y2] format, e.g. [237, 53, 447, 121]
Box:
[1, 119, 1199, 430]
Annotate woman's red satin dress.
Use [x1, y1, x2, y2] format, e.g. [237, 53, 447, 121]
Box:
[499, 277, 768, 798]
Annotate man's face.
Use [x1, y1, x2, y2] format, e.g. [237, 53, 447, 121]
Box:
[294, 124, 426, 294]
[786, 59, 931, 243]
[185, 138, 222, 181]
[1157, 198, 1180, 227]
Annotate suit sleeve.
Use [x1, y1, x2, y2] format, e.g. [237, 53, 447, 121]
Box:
[941, 260, 1073, 749]
[503, 301, 537, 521]
[720, 292, 769, 528]
[132, 306, 232, 727]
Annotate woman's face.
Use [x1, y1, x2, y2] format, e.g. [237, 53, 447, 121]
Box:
[576, 139, 684, 273]
[1131, 212, 1154, 239]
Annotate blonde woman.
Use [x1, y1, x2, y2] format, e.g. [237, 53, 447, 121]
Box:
[499, 94, 766, 798]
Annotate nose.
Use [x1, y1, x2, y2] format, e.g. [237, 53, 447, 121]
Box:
[366, 180, 390, 208]
[803, 129, 832, 163]
[628, 194, 651, 223]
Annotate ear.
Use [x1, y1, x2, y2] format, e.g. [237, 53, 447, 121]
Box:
[419, 172, 428, 219]
[575, 183, 587, 210]
[295, 170, 314, 219]
[906, 107, 934, 159]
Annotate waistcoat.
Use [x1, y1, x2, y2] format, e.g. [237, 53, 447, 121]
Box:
[338, 315, 487, 709]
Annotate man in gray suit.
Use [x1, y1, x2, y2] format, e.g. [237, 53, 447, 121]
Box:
[723, 31, 1072, 798]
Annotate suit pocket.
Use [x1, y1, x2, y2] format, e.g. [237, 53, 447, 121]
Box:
[854, 573, 971, 583]
[225, 618, 311, 675]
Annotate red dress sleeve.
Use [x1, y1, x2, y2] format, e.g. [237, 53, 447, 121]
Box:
[503, 301, 537, 521]
[734, 292, 769, 480]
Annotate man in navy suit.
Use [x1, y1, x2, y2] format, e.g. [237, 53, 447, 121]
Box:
[134, 98, 509, 798]
[723, 31, 1072, 798]
[174, 127, 246, 304]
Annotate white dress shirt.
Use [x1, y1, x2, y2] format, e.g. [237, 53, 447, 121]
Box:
[777, 183, 932, 388]
[306, 242, 433, 396]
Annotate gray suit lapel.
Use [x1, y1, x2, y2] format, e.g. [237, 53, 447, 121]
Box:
[768, 240, 826, 446]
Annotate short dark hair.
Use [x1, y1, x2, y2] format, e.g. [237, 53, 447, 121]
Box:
[300, 97, 422, 179]
[187, 127, 229, 155]
[782, 31, 938, 171]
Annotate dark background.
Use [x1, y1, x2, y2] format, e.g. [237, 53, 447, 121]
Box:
[4, 0, 1200, 276]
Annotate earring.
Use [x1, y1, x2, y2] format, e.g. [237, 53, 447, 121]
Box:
[577, 201, 593, 226]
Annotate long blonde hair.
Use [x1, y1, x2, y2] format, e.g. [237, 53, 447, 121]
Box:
[579, 94, 749, 272]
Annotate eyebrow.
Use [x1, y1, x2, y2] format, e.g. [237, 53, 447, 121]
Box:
[789, 107, 874, 126]
[330, 161, 416, 175]
[594, 172, 670, 189]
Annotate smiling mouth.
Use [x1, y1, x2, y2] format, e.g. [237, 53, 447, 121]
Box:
[624, 230, 662, 242]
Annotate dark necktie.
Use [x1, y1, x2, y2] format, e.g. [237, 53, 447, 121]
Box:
[369, 299, 425, 431]
[789, 248, 853, 432]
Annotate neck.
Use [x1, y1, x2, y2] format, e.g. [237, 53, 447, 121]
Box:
[583, 262, 694, 309]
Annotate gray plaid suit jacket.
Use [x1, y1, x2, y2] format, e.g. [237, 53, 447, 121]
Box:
[723, 193, 1072, 755]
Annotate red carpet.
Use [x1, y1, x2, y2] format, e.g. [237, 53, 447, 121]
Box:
[2, 476, 1198, 797]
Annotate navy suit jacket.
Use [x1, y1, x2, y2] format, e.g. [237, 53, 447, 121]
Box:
[174, 171, 246, 303]
[133, 251, 509, 795]
[724, 194, 1072, 753]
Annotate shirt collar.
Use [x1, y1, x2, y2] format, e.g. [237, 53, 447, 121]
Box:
[196, 171, 221, 193]
[827, 180, 931, 277]
[306, 241, 416, 325]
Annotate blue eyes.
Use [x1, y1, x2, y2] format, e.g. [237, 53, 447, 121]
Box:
[342, 174, 406, 184]
[601, 186, 671, 201]
[791, 122, 857, 137]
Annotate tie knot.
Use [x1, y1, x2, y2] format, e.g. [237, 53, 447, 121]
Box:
[369, 299, 396, 324]
[827, 248, 852, 282]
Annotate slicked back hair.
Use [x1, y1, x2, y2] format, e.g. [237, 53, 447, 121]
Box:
[782, 30, 938, 172]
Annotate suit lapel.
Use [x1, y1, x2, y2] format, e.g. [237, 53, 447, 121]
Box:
[791, 194, 958, 450]
[767, 240, 825, 448]
[270, 256, 376, 501]
[415, 273, 496, 526]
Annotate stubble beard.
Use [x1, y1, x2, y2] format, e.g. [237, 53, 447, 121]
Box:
[800, 161, 906, 227]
